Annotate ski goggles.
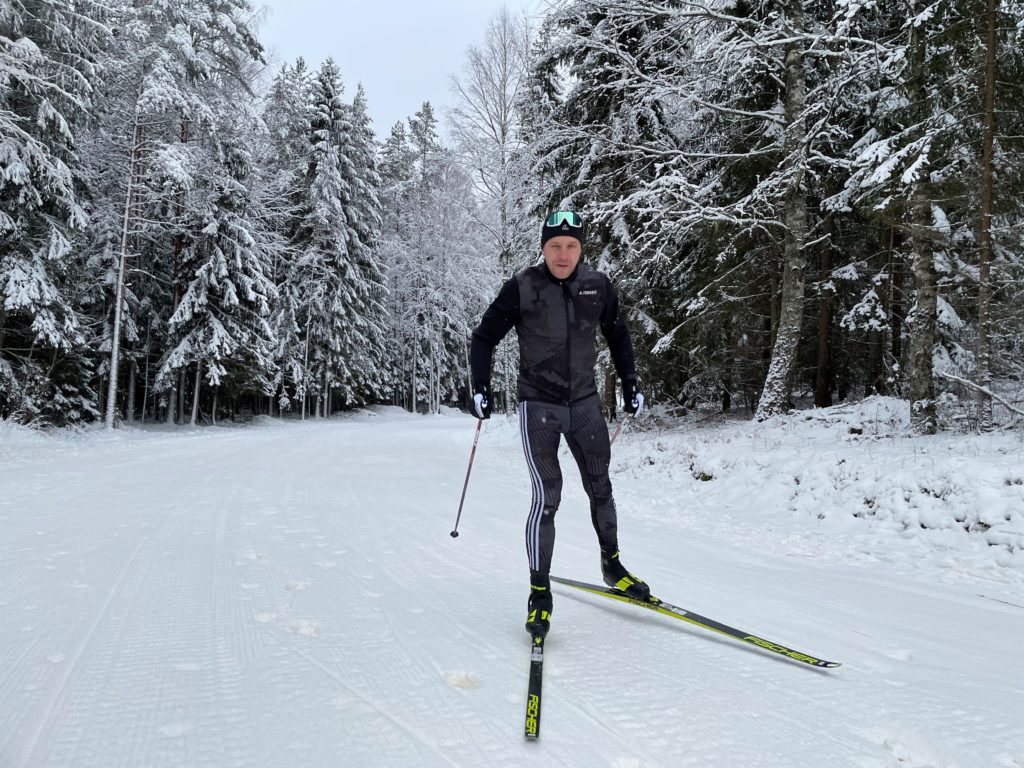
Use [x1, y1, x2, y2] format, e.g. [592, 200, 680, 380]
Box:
[545, 211, 582, 228]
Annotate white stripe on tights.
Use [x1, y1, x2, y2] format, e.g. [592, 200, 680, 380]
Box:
[520, 401, 544, 571]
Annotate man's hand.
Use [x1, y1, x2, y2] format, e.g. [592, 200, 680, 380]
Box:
[472, 383, 492, 420]
[622, 379, 644, 416]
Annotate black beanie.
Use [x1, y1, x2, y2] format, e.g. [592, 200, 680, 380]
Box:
[540, 212, 585, 249]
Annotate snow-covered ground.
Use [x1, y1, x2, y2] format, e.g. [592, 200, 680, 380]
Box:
[2, 400, 1023, 767]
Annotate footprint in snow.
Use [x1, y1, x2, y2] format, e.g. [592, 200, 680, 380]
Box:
[443, 671, 480, 690]
[159, 722, 193, 738]
[288, 620, 320, 637]
[883, 648, 912, 662]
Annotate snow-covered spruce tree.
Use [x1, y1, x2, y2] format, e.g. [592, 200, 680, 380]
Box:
[340, 83, 391, 407]
[77, 0, 264, 427]
[155, 121, 279, 425]
[0, 0, 110, 424]
[261, 58, 312, 415]
[286, 59, 388, 418]
[449, 6, 535, 413]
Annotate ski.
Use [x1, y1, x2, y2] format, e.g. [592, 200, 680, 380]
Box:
[551, 575, 841, 669]
[523, 633, 545, 740]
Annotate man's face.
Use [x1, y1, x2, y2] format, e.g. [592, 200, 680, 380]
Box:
[542, 236, 582, 280]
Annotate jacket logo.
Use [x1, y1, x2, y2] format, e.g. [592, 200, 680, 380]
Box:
[580, 289, 599, 296]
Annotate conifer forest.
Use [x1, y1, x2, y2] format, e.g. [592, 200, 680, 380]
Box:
[2, 0, 1023, 432]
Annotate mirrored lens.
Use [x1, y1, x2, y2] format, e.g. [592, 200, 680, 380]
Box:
[545, 211, 581, 228]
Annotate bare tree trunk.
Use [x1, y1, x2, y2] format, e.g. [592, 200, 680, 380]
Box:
[411, 330, 418, 414]
[814, 216, 834, 407]
[865, 224, 887, 394]
[140, 321, 151, 423]
[125, 359, 137, 423]
[105, 114, 141, 429]
[165, 380, 176, 424]
[888, 223, 905, 381]
[756, 1, 808, 420]
[177, 369, 186, 425]
[213, 387, 219, 426]
[907, 184, 938, 433]
[301, 316, 311, 420]
[320, 369, 327, 418]
[905, 2, 938, 434]
[190, 364, 201, 425]
[977, 0, 997, 430]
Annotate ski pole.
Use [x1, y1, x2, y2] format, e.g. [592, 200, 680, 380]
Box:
[610, 413, 632, 446]
[450, 418, 483, 538]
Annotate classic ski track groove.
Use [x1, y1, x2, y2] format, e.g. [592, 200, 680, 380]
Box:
[272, 637, 463, 768]
[16, 533, 148, 767]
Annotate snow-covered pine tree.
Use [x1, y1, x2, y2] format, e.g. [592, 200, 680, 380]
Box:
[0, 0, 110, 423]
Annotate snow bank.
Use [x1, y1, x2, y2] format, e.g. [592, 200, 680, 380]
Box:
[609, 397, 1024, 575]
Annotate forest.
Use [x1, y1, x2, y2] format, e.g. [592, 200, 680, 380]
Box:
[2, 0, 1022, 432]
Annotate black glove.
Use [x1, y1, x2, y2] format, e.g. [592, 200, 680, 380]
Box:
[622, 379, 645, 416]
[471, 382, 492, 420]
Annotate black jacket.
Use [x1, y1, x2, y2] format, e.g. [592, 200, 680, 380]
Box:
[470, 262, 636, 404]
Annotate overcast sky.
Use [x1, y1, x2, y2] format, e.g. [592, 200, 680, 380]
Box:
[256, 1, 541, 139]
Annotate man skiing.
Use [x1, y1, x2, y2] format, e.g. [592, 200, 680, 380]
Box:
[469, 210, 649, 638]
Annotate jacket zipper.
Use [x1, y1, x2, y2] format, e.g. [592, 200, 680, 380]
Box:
[562, 281, 574, 405]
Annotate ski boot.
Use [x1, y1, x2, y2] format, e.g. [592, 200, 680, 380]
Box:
[601, 550, 651, 601]
[525, 572, 553, 637]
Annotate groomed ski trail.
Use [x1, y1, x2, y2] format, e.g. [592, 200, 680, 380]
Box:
[1, 410, 1022, 767]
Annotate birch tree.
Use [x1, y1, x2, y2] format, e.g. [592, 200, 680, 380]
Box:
[380, 104, 489, 413]
[449, 6, 535, 411]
